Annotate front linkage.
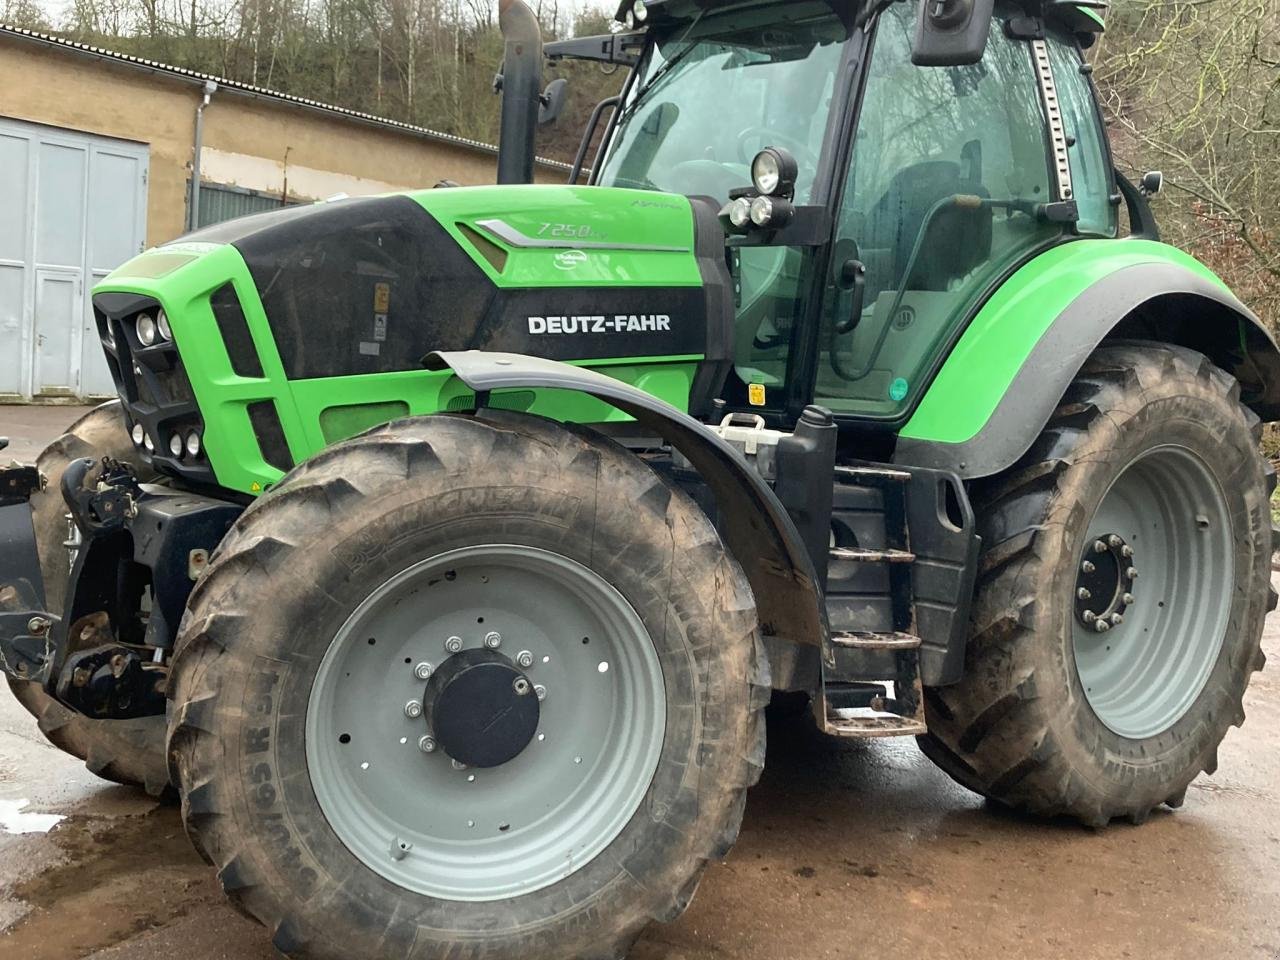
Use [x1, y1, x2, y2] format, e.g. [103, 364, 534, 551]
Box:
[0, 451, 240, 720]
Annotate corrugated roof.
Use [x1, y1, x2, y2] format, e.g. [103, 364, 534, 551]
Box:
[0, 22, 571, 171]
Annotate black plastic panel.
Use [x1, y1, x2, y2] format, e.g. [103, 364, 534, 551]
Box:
[211, 283, 265, 379]
[248, 400, 294, 473]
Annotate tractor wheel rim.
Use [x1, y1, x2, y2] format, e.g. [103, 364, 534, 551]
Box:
[306, 544, 666, 902]
[1071, 445, 1233, 740]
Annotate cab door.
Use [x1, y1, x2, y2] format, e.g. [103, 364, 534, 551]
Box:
[816, 2, 1066, 420]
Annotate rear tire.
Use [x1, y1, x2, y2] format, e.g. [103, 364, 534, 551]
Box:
[3, 401, 169, 795]
[167, 412, 768, 960]
[919, 343, 1274, 826]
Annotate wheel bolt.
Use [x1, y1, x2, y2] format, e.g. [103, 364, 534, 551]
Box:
[1077, 588, 1092, 601]
[451, 758, 467, 771]
[516, 650, 534, 668]
[444, 636, 463, 653]
[1110, 613, 1124, 626]
[513, 677, 531, 696]
[1122, 593, 1135, 605]
[418, 735, 436, 753]
[414, 662, 434, 680]
[404, 700, 423, 719]
[484, 631, 502, 649]
[1121, 545, 1134, 558]
[1126, 567, 1138, 580]
[1083, 610, 1097, 624]
[1082, 561, 1096, 574]
[1095, 620, 1110, 633]
[1093, 540, 1108, 554]
[534, 684, 547, 701]
[1107, 535, 1123, 549]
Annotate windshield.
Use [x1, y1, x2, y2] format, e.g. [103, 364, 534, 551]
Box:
[596, 3, 851, 203]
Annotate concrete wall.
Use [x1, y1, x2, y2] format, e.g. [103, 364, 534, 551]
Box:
[0, 35, 560, 249]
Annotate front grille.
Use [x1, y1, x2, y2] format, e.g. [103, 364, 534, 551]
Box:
[93, 294, 214, 487]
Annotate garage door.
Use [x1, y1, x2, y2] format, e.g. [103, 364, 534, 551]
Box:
[0, 117, 148, 400]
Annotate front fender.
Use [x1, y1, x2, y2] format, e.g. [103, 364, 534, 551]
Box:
[424, 350, 827, 651]
[896, 239, 1280, 479]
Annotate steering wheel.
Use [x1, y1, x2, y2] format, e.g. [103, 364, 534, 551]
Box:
[735, 127, 817, 172]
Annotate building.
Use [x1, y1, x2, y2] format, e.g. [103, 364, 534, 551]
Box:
[0, 24, 566, 401]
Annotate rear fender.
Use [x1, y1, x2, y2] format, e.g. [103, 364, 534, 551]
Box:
[896, 241, 1280, 479]
[424, 350, 827, 652]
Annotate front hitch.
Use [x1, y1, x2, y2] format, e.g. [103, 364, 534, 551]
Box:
[0, 460, 57, 684]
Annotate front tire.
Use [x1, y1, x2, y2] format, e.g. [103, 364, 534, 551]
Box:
[167, 412, 767, 960]
[4, 401, 169, 795]
[919, 343, 1274, 826]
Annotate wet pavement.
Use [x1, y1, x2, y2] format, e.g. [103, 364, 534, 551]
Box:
[1, 404, 1278, 960]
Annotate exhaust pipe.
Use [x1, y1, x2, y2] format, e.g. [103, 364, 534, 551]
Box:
[497, 0, 543, 185]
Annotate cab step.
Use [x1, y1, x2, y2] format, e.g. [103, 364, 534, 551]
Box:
[830, 631, 921, 650]
[824, 714, 929, 738]
[829, 547, 915, 564]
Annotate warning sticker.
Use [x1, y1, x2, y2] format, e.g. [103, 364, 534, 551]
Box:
[748, 384, 766, 407]
[373, 314, 388, 342]
[373, 282, 391, 314]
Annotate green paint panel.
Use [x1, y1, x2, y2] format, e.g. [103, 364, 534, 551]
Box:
[95, 185, 709, 497]
[903, 239, 1226, 445]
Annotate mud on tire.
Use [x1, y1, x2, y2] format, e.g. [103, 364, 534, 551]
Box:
[918, 342, 1274, 827]
[3, 401, 170, 795]
[167, 411, 768, 960]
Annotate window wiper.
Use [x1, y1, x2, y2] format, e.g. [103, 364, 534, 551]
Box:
[614, 12, 707, 128]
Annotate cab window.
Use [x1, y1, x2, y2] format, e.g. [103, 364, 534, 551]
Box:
[815, 3, 1061, 419]
[1045, 32, 1117, 237]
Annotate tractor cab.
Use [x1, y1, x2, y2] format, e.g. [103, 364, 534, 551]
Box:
[557, 0, 1112, 425]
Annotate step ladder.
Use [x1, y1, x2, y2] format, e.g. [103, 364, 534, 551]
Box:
[818, 465, 927, 738]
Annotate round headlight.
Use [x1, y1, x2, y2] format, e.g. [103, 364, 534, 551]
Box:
[624, 10, 636, 29]
[751, 147, 799, 198]
[136, 313, 157, 346]
[143, 432, 155, 453]
[186, 432, 202, 458]
[750, 196, 775, 226]
[131, 423, 145, 446]
[633, 0, 648, 21]
[169, 433, 184, 457]
[103, 323, 116, 349]
[728, 197, 753, 230]
[157, 310, 172, 341]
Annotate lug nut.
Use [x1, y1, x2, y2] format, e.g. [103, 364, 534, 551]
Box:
[484, 631, 502, 649]
[1110, 613, 1124, 626]
[1126, 567, 1139, 580]
[1122, 593, 1135, 605]
[513, 677, 531, 696]
[1077, 588, 1092, 601]
[1082, 561, 1096, 574]
[1107, 535, 1123, 549]
[534, 684, 547, 701]
[1121, 545, 1134, 558]
[1095, 620, 1110, 633]
[1083, 610, 1097, 624]
[444, 635, 463, 653]
[1093, 540, 1108, 554]
[414, 662, 434, 680]
[418, 735, 436, 753]
[404, 700, 423, 719]
[516, 650, 534, 668]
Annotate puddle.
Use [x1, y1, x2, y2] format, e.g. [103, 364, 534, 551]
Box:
[0, 799, 64, 835]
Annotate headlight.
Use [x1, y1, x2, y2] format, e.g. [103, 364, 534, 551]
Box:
[728, 197, 753, 230]
[751, 147, 798, 198]
[103, 322, 116, 349]
[624, 9, 635, 28]
[186, 431, 202, 458]
[169, 433, 184, 457]
[131, 423, 144, 446]
[143, 432, 155, 453]
[633, 0, 647, 21]
[136, 313, 157, 346]
[749, 195, 795, 229]
[157, 310, 173, 341]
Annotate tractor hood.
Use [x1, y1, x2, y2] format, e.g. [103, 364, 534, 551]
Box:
[90, 185, 733, 494]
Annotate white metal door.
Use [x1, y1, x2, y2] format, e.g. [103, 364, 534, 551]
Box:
[0, 116, 148, 400]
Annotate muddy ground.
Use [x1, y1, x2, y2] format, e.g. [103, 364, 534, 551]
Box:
[2, 405, 1278, 960]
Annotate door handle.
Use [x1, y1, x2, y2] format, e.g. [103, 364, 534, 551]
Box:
[835, 259, 866, 335]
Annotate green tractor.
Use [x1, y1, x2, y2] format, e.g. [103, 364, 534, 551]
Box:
[2, 0, 1276, 956]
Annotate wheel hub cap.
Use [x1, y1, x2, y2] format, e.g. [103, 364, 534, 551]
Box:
[423, 649, 540, 768]
[1074, 533, 1137, 631]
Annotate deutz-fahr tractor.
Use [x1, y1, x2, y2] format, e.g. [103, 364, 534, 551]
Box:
[2, 0, 1277, 957]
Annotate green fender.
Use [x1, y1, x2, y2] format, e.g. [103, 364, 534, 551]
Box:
[895, 239, 1280, 479]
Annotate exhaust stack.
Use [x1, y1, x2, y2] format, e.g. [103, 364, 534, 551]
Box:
[497, 0, 543, 185]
